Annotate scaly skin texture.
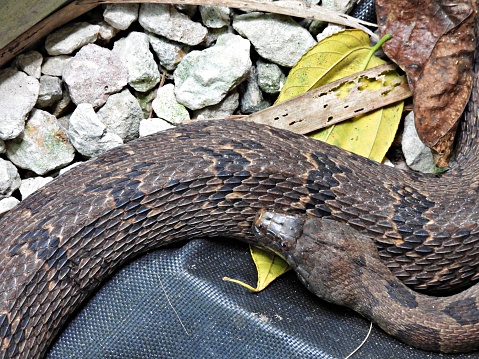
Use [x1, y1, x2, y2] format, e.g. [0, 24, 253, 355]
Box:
[3, 3, 479, 354]
[254, 210, 479, 353]
[2, 116, 479, 356]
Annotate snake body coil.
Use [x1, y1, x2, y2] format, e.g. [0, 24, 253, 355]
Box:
[3, 5, 479, 353]
[2, 113, 479, 356]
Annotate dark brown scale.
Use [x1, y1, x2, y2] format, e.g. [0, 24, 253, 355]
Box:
[0, 115, 479, 356]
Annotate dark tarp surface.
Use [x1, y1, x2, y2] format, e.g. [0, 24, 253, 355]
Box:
[48, 239, 477, 359]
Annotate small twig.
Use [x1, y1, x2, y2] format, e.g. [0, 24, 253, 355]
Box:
[159, 70, 167, 88]
[157, 274, 190, 336]
[344, 322, 373, 359]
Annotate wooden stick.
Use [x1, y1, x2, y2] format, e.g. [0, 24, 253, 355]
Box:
[240, 64, 411, 134]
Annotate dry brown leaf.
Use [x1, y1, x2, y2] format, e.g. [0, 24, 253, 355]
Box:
[415, 10, 475, 162]
[376, 0, 476, 165]
[376, 0, 473, 88]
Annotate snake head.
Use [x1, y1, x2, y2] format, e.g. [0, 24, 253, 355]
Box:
[252, 209, 305, 256]
[253, 210, 382, 309]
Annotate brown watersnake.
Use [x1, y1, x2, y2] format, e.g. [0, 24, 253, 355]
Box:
[3, 19, 479, 359]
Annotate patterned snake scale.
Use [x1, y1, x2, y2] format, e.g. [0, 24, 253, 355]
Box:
[2, 112, 479, 356]
[4, 16, 479, 359]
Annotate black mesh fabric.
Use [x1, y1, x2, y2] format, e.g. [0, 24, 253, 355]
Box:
[350, 0, 377, 24]
[47, 239, 477, 359]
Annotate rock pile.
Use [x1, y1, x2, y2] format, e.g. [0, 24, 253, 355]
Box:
[0, 1, 362, 213]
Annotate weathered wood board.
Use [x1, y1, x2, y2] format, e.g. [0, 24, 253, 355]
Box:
[0, 0, 71, 51]
[0, 0, 98, 67]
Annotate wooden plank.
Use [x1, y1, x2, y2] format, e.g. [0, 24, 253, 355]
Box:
[0, 0, 71, 51]
[240, 64, 411, 134]
[0, 1, 97, 67]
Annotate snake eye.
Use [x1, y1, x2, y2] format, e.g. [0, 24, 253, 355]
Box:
[280, 241, 290, 251]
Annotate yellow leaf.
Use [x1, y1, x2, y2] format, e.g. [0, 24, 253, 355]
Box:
[223, 246, 290, 293]
[311, 55, 404, 161]
[276, 30, 373, 104]
[277, 30, 402, 162]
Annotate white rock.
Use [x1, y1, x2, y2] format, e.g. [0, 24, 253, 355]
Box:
[20, 177, 53, 199]
[256, 59, 285, 94]
[308, 1, 353, 32]
[401, 112, 435, 173]
[0, 158, 21, 199]
[45, 22, 100, 55]
[67, 103, 123, 157]
[104, 3, 139, 30]
[97, 89, 143, 141]
[152, 84, 190, 125]
[0, 197, 19, 214]
[57, 114, 71, 132]
[42, 55, 72, 77]
[112, 32, 161, 92]
[239, 66, 270, 114]
[36, 75, 63, 108]
[204, 26, 233, 48]
[0, 68, 39, 140]
[233, 13, 316, 67]
[13, 51, 43, 79]
[174, 33, 251, 110]
[322, 0, 356, 14]
[148, 33, 189, 71]
[139, 4, 207, 46]
[59, 161, 84, 175]
[193, 90, 239, 119]
[316, 24, 345, 42]
[96, 21, 120, 42]
[0, 139, 4, 154]
[63, 44, 128, 108]
[5, 109, 76, 175]
[199, 6, 231, 28]
[139, 118, 175, 137]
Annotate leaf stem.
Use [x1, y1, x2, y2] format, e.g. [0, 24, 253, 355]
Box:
[223, 276, 259, 292]
[364, 34, 392, 68]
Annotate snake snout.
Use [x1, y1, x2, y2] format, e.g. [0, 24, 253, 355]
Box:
[253, 210, 305, 252]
